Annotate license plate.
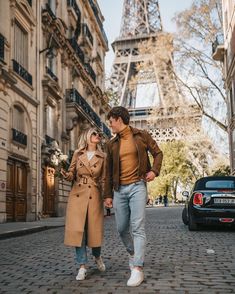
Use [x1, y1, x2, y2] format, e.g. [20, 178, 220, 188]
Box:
[214, 198, 235, 204]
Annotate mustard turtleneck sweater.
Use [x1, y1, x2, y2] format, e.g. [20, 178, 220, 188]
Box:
[119, 126, 139, 185]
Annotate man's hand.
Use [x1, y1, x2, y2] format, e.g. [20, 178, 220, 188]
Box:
[145, 171, 156, 182]
[104, 198, 113, 208]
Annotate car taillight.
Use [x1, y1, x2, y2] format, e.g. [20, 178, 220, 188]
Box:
[193, 193, 203, 205]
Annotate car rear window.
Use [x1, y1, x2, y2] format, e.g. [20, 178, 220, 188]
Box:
[195, 178, 235, 190]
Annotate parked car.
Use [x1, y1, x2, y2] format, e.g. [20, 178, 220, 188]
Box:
[182, 176, 235, 231]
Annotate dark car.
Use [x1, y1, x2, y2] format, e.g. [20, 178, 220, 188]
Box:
[182, 176, 235, 231]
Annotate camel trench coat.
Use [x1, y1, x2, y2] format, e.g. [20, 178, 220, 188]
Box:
[64, 149, 106, 247]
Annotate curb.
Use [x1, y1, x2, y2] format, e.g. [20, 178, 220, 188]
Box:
[0, 225, 64, 240]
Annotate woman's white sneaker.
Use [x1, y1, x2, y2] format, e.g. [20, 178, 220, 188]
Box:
[127, 268, 144, 287]
[76, 267, 87, 281]
[95, 256, 106, 272]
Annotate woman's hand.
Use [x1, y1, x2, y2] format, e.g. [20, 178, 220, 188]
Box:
[60, 168, 67, 178]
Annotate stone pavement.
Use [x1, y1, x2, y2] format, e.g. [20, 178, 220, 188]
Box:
[0, 207, 235, 294]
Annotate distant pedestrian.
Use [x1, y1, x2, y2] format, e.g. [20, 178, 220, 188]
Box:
[106, 207, 111, 216]
[163, 195, 168, 207]
[159, 195, 163, 204]
[61, 127, 106, 281]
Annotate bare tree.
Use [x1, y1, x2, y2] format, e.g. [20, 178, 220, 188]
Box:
[173, 0, 227, 132]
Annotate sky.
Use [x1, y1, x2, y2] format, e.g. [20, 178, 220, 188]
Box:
[97, 0, 193, 74]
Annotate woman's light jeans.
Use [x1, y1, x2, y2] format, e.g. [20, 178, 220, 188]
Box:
[113, 180, 147, 267]
[75, 224, 101, 265]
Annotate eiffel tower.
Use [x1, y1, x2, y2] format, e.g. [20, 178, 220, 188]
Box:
[109, 0, 202, 141]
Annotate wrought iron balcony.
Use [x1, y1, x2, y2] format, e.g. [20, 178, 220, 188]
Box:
[66, 88, 101, 128]
[46, 66, 58, 82]
[12, 128, 27, 146]
[88, 0, 108, 47]
[212, 33, 224, 61]
[0, 34, 4, 62]
[12, 59, 32, 86]
[43, 3, 56, 20]
[102, 122, 111, 138]
[83, 24, 93, 46]
[85, 63, 96, 83]
[67, 0, 81, 18]
[68, 37, 85, 64]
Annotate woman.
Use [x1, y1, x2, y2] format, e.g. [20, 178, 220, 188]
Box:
[61, 127, 106, 281]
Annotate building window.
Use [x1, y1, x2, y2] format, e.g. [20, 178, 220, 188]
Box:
[48, 0, 56, 15]
[14, 21, 28, 69]
[46, 105, 55, 138]
[13, 105, 25, 133]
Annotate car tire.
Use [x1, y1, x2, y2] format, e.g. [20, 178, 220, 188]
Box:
[188, 213, 199, 231]
[182, 207, 188, 225]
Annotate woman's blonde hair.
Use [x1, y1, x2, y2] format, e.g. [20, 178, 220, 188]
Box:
[77, 127, 102, 152]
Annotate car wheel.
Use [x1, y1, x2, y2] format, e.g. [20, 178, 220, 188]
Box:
[188, 213, 199, 231]
[182, 207, 188, 225]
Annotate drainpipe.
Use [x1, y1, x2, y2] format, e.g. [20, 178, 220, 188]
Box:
[35, 0, 42, 220]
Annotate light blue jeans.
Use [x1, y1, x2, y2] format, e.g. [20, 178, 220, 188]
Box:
[75, 225, 101, 266]
[113, 180, 147, 267]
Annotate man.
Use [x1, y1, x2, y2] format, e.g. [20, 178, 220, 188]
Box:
[104, 106, 163, 287]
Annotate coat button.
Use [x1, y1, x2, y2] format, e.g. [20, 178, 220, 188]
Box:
[88, 185, 91, 188]
[76, 194, 79, 197]
[94, 164, 97, 168]
[78, 184, 81, 187]
[89, 196, 92, 199]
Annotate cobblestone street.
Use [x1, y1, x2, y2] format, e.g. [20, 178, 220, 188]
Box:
[1, 207, 235, 294]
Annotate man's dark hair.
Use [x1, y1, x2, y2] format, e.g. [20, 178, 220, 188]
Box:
[107, 106, 130, 125]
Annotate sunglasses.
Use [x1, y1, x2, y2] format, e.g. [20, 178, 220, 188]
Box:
[91, 131, 102, 137]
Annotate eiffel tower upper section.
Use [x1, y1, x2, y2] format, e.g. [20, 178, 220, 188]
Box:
[119, 0, 162, 38]
[109, 0, 202, 141]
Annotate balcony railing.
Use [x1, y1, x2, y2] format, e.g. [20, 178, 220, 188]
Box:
[0, 34, 4, 61]
[46, 66, 58, 82]
[212, 33, 224, 61]
[43, 3, 56, 20]
[66, 88, 101, 128]
[102, 122, 111, 138]
[85, 63, 96, 83]
[67, 0, 81, 18]
[88, 0, 108, 47]
[12, 59, 32, 86]
[12, 128, 27, 146]
[83, 24, 93, 45]
[68, 37, 84, 64]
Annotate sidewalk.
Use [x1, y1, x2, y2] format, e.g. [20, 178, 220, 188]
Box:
[0, 217, 65, 240]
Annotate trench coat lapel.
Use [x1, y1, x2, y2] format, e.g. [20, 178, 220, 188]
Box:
[78, 152, 92, 174]
[89, 150, 104, 167]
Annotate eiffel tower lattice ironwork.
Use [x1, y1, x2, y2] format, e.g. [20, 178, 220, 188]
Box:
[109, 0, 202, 141]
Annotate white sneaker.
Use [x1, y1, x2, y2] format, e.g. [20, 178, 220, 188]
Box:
[95, 256, 106, 272]
[129, 255, 134, 271]
[76, 267, 87, 281]
[127, 268, 144, 287]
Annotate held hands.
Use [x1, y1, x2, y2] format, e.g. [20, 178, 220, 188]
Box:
[104, 198, 113, 208]
[145, 171, 156, 182]
[60, 168, 68, 178]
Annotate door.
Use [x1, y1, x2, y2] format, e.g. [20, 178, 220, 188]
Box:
[6, 159, 27, 221]
[43, 166, 56, 216]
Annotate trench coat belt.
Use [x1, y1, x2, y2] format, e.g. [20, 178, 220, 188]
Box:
[76, 176, 98, 186]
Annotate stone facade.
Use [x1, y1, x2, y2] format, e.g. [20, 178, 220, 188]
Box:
[213, 0, 235, 173]
[0, 0, 110, 223]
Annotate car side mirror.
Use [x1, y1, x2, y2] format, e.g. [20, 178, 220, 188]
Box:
[182, 191, 189, 198]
